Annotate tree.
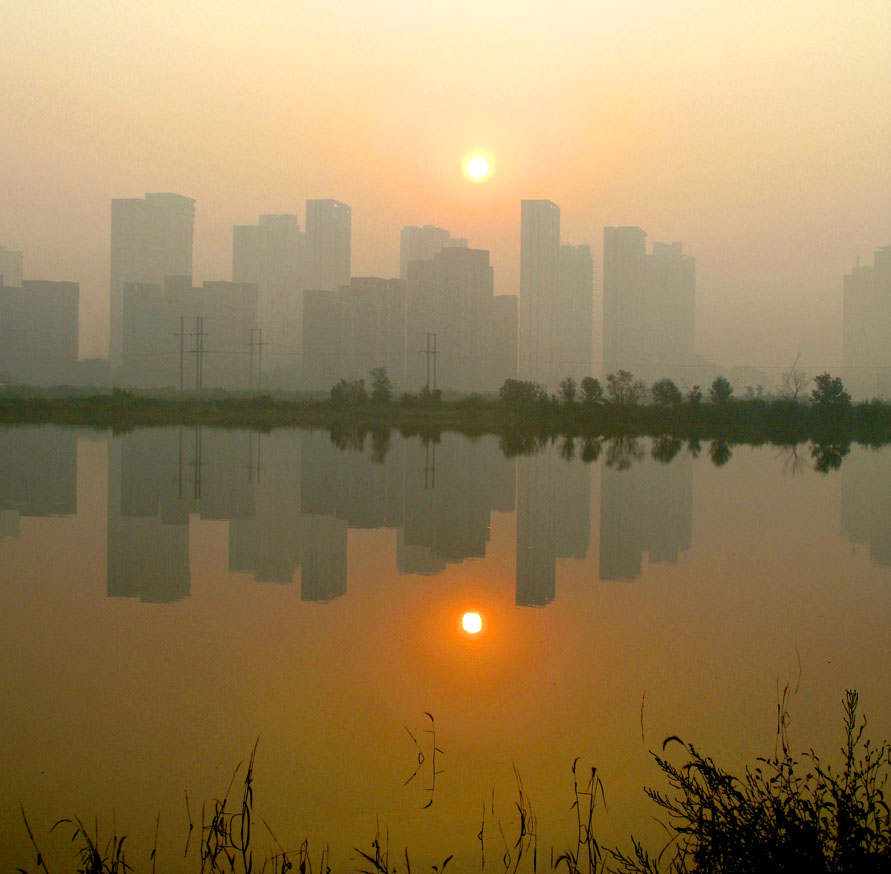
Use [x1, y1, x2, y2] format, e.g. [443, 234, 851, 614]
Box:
[709, 375, 733, 406]
[811, 372, 851, 414]
[651, 377, 683, 408]
[558, 376, 578, 405]
[580, 376, 604, 406]
[606, 370, 646, 406]
[369, 367, 393, 403]
[781, 353, 811, 400]
[329, 378, 366, 406]
[499, 378, 548, 407]
[686, 385, 703, 409]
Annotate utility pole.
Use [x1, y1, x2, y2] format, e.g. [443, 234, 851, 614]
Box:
[192, 316, 206, 392]
[247, 328, 268, 391]
[423, 331, 439, 392]
[257, 328, 263, 391]
[173, 316, 185, 391]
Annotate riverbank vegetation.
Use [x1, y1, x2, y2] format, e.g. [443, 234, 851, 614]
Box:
[1, 370, 889, 447]
[15, 691, 891, 873]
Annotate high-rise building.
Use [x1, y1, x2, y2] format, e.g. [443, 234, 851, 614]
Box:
[603, 228, 695, 382]
[519, 200, 561, 387]
[305, 199, 350, 292]
[0, 246, 23, 287]
[399, 225, 467, 280]
[844, 247, 891, 399]
[603, 226, 647, 378]
[121, 277, 257, 390]
[301, 277, 406, 391]
[233, 214, 304, 374]
[0, 280, 79, 385]
[109, 193, 194, 367]
[558, 244, 594, 380]
[406, 246, 513, 393]
[646, 242, 695, 378]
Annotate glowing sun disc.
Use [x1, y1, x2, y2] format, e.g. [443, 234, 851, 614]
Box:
[466, 156, 489, 180]
[462, 611, 483, 634]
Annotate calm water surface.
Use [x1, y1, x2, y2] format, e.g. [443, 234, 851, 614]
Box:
[1, 426, 889, 870]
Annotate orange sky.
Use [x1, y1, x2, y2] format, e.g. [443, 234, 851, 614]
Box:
[1, 0, 889, 373]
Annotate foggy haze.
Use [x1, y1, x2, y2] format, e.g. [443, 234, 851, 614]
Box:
[1, 1, 889, 377]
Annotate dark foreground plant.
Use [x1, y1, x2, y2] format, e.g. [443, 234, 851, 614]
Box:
[610, 690, 891, 873]
[16, 692, 891, 873]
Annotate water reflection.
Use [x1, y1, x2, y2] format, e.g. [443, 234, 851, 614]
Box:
[600, 439, 693, 581]
[842, 448, 891, 566]
[0, 427, 77, 520]
[2, 427, 889, 604]
[517, 441, 590, 605]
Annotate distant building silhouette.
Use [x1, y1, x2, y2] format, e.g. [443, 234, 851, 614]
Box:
[603, 228, 695, 382]
[121, 277, 258, 389]
[558, 244, 595, 381]
[0, 280, 78, 385]
[405, 247, 516, 393]
[109, 193, 194, 368]
[519, 200, 561, 387]
[599, 444, 692, 581]
[0, 246, 23, 287]
[302, 277, 406, 391]
[233, 214, 304, 378]
[399, 225, 467, 280]
[843, 246, 891, 399]
[306, 199, 351, 292]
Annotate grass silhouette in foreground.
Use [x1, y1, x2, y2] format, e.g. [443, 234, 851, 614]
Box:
[16, 692, 891, 873]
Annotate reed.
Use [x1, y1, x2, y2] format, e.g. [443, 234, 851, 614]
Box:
[15, 693, 890, 873]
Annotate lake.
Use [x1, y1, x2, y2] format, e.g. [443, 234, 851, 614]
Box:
[1, 426, 889, 871]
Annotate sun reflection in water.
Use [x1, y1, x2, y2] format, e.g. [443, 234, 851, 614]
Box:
[461, 611, 483, 635]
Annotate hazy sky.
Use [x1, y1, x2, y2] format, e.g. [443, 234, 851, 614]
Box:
[1, 0, 889, 374]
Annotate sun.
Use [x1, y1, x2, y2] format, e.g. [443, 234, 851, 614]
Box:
[461, 611, 483, 634]
[464, 155, 490, 181]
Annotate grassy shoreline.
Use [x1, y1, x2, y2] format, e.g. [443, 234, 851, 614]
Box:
[1, 388, 889, 448]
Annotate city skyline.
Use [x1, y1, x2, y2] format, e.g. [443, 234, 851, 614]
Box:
[1, 2, 888, 375]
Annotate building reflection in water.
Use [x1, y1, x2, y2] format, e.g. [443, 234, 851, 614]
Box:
[6, 425, 887, 606]
[841, 447, 891, 566]
[516, 439, 590, 606]
[599, 436, 693, 581]
[399, 434, 515, 577]
[108, 427, 257, 603]
[0, 427, 77, 532]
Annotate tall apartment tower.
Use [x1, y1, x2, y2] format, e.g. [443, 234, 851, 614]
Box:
[305, 200, 350, 292]
[844, 246, 891, 399]
[0, 246, 23, 287]
[233, 214, 304, 372]
[399, 225, 468, 279]
[519, 200, 561, 387]
[109, 193, 194, 367]
[406, 246, 515, 393]
[558, 244, 594, 380]
[603, 228, 695, 382]
[602, 226, 647, 378]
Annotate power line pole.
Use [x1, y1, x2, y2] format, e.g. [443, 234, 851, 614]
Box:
[257, 328, 263, 391]
[246, 328, 268, 390]
[422, 331, 439, 392]
[173, 316, 185, 391]
[192, 316, 206, 392]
